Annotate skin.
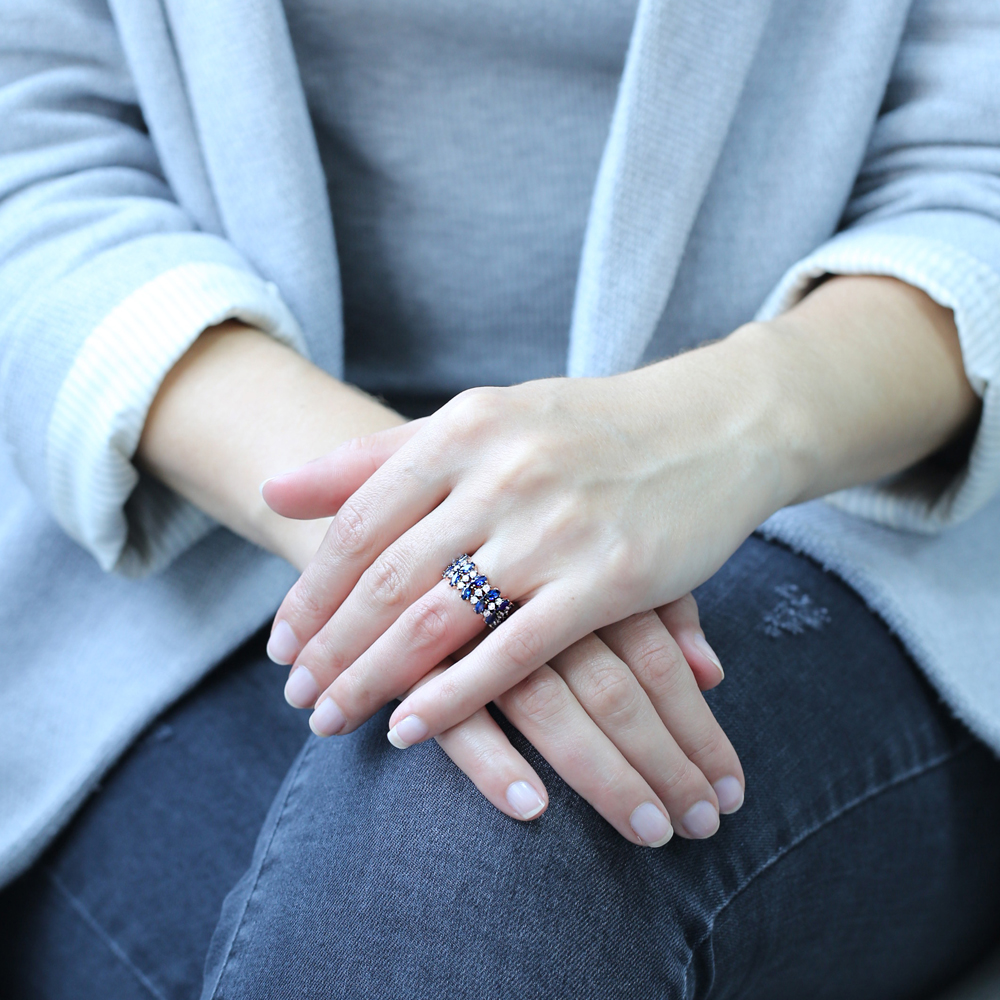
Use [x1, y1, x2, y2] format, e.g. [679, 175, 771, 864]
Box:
[139, 321, 736, 846]
[139, 274, 978, 846]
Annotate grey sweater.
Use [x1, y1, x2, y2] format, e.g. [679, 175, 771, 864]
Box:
[1, 0, 999, 888]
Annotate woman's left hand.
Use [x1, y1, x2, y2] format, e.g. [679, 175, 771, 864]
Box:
[262, 333, 795, 745]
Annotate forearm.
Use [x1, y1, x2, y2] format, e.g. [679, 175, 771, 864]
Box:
[769, 276, 978, 502]
[137, 321, 405, 570]
[653, 275, 980, 518]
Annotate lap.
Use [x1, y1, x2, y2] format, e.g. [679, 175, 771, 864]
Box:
[4, 537, 1000, 1000]
[205, 537, 1000, 999]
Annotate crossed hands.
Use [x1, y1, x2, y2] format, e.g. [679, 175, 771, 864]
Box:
[261, 363, 772, 846]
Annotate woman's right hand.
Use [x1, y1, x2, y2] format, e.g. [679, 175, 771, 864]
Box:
[426, 592, 744, 846]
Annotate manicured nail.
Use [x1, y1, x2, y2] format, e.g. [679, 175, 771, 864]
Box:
[681, 800, 720, 839]
[266, 620, 299, 665]
[386, 715, 429, 749]
[284, 666, 320, 708]
[714, 776, 745, 815]
[506, 781, 546, 820]
[630, 802, 673, 847]
[309, 698, 346, 737]
[259, 479, 271, 497]
[692, 633, 724, 680]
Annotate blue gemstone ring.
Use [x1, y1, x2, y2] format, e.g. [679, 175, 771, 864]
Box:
[443, 555, 516, 630]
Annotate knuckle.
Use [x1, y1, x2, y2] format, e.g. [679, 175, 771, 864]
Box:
[332, 499, 370, 556]
[655, 759, 701, 798]
[404, 600, 450, 648]
[433, 671, 465, 708]
[446, 387, 505, 438]
[628, 636, 683, 687]
[685, 727, 732, 773]
[300, 630, 348, 681]
[468, 739, 515, 774]
[582, 664, 639, 722]
[286, 579, 331, 629]
[365, 555, 409, 608]
[507, 671, 567, 727]
[601, 537, 651, 600]
[496, 623, 546, 672]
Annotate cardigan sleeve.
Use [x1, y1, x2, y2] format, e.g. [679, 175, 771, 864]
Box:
[756, 0, 1000, 533]
[0, 0, 309, 576]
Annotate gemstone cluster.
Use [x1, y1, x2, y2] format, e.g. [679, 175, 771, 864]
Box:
[443, 555, 516, 629]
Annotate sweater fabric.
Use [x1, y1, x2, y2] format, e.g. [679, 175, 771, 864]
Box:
[0, 0, 999, 888]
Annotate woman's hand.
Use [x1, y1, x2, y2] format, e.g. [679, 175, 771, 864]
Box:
[265, 414, 744, 843]
[263, 333, 795, 747]
[421, 596, 744, 845]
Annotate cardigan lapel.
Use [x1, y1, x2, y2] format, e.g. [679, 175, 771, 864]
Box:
[117, 0, 344, 376]
[568, 0, 775, 378]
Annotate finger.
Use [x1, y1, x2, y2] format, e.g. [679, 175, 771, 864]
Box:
[303, 580, 483, 734]
[265, 430, 454, 665]
[261, 420, 424, 520]
[495, 666, 674, 847]
[384, 583, 592, 749]
[656, 594, 724, 691]
[552, 633, 721, 839]
[283, 499, 488, 703]
[600, 611, 745, 815]
[403, 664, 549, 822]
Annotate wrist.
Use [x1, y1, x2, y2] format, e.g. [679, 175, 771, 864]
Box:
[633, 325, 814, 533]
[716, 321, 822, 510]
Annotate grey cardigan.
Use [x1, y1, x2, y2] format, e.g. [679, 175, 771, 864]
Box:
[1, 0, 999, 888]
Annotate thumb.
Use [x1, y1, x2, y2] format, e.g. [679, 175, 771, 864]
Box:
[261, 419, 424, 519]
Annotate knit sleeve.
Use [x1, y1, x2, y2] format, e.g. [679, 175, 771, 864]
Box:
[0, 0, 308, 574]
[756, 0, 1000, 533]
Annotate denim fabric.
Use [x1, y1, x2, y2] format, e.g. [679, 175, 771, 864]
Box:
[4, 537, 1000, 999]
[0, 638, 307, 1000]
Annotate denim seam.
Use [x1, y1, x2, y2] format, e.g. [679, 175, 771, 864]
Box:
[683, 739, 975, 1000]
[204, 737, 319, 1000]
[43, 867, 169, 1000]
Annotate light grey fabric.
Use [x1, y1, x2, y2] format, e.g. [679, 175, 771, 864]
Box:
[1, 0, 999, 888]
[286, 0, 638, 396]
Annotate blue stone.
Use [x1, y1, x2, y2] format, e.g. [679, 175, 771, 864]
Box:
[483, 612, 496, 627]
[498, 600, 510, 613]
[487, 589, 500, 600]
[474, 575, 488, 587]
[461, 586, 473, 601]
[475, 600, 486, 614]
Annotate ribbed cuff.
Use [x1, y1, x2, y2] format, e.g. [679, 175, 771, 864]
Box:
[45, 262, 308, 575]
[757, 229, 1000, 533]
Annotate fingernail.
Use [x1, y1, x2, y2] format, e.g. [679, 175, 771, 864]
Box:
[309, 698, 346, 737]
[714, 776, 745, 815]
[681, 800, 720, 839]
[692, 633, 724, 680]
[506, 781, 545, 820]
[630, 802, 673, 847]
[259, 479, 271, 496]
[266, 620, 299, 665]
[386, 715, 428, 749]
[284, 666, 320, 708]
